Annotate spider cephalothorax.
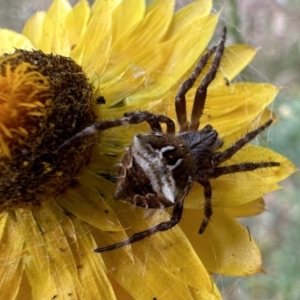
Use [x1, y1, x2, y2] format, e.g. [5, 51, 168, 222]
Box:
[59, 27, 280, 252]
[114, 132, 195, 208]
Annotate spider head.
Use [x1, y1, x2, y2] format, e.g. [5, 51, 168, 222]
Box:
[114, 133, 194, 208]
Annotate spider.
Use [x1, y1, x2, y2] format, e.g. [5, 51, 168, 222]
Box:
[59, 27, 280, 252]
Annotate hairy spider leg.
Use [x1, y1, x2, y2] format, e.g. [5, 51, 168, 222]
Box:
[175, 46, 217, 133]
[197, 179, 212, 234]
[197, 119, 280, 233]
[94, 183, 190, 252]
[175, 27, 227, 133]
[206, 162, 280, 179]
[213, 119, 274, 165]
[124, 112, 176, 134]
[58, 111, 175, 150]
[189, 27, 227, 131]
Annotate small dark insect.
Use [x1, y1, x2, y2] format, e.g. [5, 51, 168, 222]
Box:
[95, 95, 106, 105]
[59, 27, 280, 252]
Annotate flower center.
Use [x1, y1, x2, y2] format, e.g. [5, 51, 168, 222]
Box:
[0, 50, 97, 209]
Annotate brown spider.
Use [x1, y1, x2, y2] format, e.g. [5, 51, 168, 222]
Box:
[59, 27, 280, 252]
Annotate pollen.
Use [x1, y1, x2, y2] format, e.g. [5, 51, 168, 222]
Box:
[0, 50, 97, 209]
[0, 55, 50, 158]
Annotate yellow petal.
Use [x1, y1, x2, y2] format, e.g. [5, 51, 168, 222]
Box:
[91, 0, 121, 14]
[204, 83, 280, 135]
[15, 207, 56, 299]
[226, 198, 265, 218]
[64, 0, 90, 50]
[22, 11, 46, 48]
[0, 29, 34, 53]
[170, 0, 212, 35]
[135, 217, 208, 289]
[71, 216, 116, 299]
[30, 200, 86, 298]
[172, 42, 256, 92]
[210, 44, 257, 87]
[95, 202, 219, 297]
[126, 15, 219, 104]
[16, 201, 125, 299]
[230, 144, 296, 180]
[99, 209, 214, 299]
[112, 0, 175, 55]
[56, 177, 123, 232]
[75, 0, 122, 74]
[188, 44, 256, 90]
[112, 0, 146, 42]
[87, 144, 125, 173]
[71, 0, 113, 75]
[99, 65, 147, 106]
[99, 0, 180, 86]
[0, 212, 24, 299]
[110, 258, 195, 300]
[189, 284, 222, 300]
[180, 208, 263, 275]
[38, 0, 72, 53]
[186, 145, 295, 208]
[225, 107, 276, 141]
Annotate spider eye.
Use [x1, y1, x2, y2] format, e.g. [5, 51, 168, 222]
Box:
[162, 148, 181, 166]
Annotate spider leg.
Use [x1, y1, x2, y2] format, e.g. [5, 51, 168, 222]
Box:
[175, 47, 217, 133]
[196, 119, 280, 233]
[199, 161, 280, 179]
[122, 111, 163, 133]
[189, 27, 227, 131]
[198, 179, 212, 234]
[212, 119, 274, 165]
[156, 114, 176, 134]
[94, 196, 185, 252]
[124, 112, 175, 134]
[58, 111, 174, 150]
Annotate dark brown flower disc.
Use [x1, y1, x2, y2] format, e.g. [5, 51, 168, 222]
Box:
[0, 50, 97, 208]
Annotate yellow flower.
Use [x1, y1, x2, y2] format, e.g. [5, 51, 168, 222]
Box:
[0, 0, 295, 299]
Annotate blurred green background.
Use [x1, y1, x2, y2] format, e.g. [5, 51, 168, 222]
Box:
[0, 0, 299, 299]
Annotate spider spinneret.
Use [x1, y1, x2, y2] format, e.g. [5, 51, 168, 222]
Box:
[59, 27, 280, 252]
